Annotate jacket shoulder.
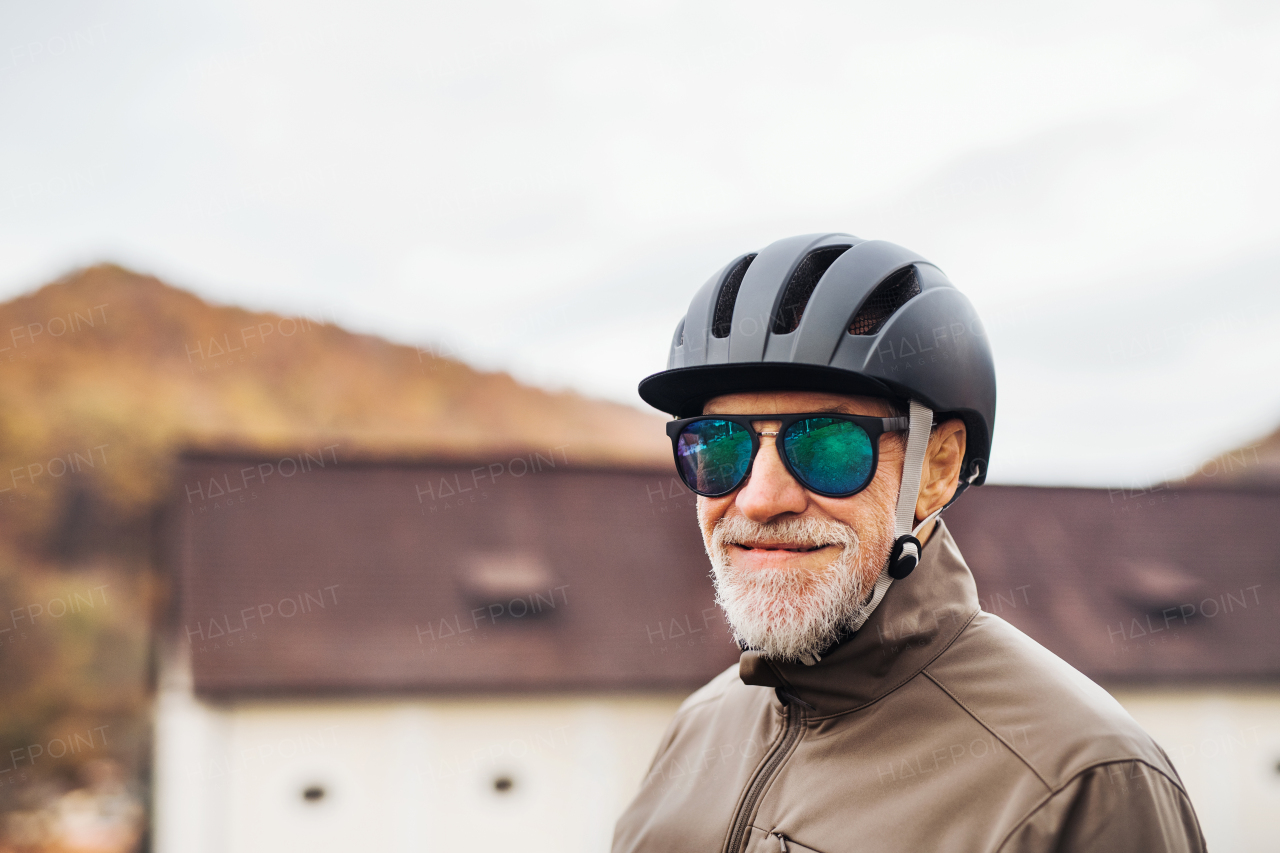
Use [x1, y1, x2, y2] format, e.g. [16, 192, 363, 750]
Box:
[997, 759, 1205, 852]
[649, 661, 767, 764]
[924, 612, 1182, 791]
[677, 662, 743, 714]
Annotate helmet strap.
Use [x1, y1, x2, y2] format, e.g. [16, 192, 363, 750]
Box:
[843, 399, 934, 636]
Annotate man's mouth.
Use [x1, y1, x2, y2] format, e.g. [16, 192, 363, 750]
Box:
[731, 542, 830, 553]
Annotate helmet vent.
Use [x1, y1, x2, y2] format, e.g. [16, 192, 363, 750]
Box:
[711, 254, 756, 338]
[848, 266, 921, 335]
[772, 245, 851, 335]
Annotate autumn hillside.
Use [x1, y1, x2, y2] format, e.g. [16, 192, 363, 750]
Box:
[0, 263, 670, 819]
[0, 263, 668, 558]
[1187, 424, 1280, 488]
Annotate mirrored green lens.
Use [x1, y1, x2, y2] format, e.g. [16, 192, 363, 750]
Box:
[676, 419, 753, 495]
[782, 417, 874, 495]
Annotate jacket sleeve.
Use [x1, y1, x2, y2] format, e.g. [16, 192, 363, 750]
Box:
[998, 760, 1206, 853]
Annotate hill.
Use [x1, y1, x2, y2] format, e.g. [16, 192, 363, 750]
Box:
[1181, 425, 1280, 489]
[0, 263, 668, 557]
[0, 263, 668, 821]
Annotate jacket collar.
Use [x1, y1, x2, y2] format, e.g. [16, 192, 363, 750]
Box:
[737, 519, 981, 717]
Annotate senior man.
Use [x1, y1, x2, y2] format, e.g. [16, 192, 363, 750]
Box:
[612, 234, 1204, 853]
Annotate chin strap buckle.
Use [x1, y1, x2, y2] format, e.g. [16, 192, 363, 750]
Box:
[888, 534, 922, 579]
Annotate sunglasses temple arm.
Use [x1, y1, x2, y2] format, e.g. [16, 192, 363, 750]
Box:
[884, 416, 911, 432]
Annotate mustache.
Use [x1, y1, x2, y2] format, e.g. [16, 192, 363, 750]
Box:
[710, 514, 859, 554]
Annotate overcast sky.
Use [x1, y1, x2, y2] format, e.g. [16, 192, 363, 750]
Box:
[2, 0, 1278, 487]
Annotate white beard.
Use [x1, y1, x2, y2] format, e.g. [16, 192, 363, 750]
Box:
[704, 512, 895, 662]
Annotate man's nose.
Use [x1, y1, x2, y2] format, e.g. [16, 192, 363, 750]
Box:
[735, 427, 809, 523]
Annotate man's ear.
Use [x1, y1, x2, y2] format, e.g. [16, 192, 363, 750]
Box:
[915, 419, 966, 523]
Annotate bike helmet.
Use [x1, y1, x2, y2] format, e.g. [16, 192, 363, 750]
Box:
[639, 233, 996, 603]
[639, 232, 995, 487]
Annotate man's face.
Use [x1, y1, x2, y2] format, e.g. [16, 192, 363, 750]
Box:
[697, 390, 905, 661]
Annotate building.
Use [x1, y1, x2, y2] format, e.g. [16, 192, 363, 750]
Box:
[153, 452, 1280, 852]
[152, 451, 735, 853]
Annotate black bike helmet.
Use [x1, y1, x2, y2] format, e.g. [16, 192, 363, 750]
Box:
[638, 232, 996, 487]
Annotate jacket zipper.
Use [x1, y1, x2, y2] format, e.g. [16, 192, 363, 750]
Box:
[725, 698, 803, 853]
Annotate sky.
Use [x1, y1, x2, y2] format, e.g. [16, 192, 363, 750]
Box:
[1, 0, 1278, 487]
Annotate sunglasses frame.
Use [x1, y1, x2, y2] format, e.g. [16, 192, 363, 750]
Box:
[666, 412, 911, 498]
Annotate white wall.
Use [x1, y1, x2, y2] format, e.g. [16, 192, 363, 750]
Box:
[153, 685, 683, 853]
[157, 674, 1280, 852]
[1109, 685, 1280, 853]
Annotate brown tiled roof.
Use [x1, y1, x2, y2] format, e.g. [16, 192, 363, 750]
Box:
[943, 485, 1280, 683]
[167, 453, 738, 697]
[166, 453, 1280, 696]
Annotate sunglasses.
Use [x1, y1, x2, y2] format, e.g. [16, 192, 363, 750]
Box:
[666, 412, 910, 498]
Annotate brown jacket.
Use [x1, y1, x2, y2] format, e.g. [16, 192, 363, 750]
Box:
[613, 521, 1205, 853]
